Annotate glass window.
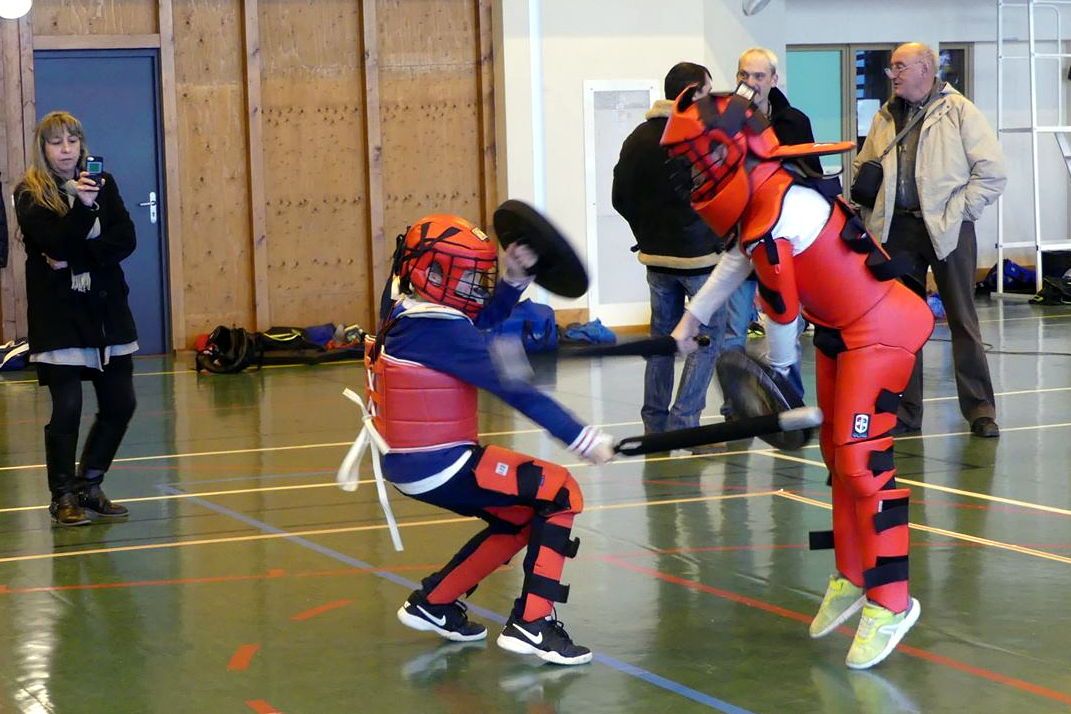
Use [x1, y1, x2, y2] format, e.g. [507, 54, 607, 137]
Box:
[855, 48, 892, 150]
[938, 46, 970, 97]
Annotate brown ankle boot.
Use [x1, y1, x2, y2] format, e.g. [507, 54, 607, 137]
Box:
[49, 493, 91, 527]
[79, 484, 129, 518]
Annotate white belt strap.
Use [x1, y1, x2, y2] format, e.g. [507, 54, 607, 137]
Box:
[337, 387, 404, 551]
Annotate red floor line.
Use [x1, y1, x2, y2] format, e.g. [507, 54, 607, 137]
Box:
[605, 539, 1071, 558]
[601, 556, 1071, 706]
[290, 598, 353, 622]
[228, 644, 260, 671]
[245, 700, 281, 714]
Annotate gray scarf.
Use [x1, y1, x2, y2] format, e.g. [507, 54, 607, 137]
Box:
[62, 180, 101, 293]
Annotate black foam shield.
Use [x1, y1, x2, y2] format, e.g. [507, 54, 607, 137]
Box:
[715, 350, 813, 450]
[493, 199, 589, 298]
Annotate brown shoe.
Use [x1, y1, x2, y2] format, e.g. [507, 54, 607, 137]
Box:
[79, 484, 129, 518]
[970, 417, 1000, 438]
[49, 493, 91, 527]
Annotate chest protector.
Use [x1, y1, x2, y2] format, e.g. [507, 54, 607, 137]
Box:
[737, 164, 896, 330]
[364, 325, 479, 454]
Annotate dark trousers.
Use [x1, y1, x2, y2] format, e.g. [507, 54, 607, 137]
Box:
[885, 216, 995, 427]
[37, 355, 137, 497]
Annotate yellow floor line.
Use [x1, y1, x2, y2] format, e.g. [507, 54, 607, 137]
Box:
[758, 449, 1071, 517]
[0, 445, 761, 514]
[0, 414, 731, 474]
[0, 359, 360, 385]
[0, 490, 780, 565]
[776, 491, 1071, 566]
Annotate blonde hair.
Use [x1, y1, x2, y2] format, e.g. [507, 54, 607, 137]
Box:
[20, 111, 89, 216]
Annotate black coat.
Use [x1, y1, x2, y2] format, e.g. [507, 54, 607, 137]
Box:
[15, 172, 138, 353]
[768, 87, 824, 177]
[612, 103, 723, 275]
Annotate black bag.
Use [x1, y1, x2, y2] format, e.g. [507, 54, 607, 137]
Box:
[195, 326, 261, 374]
[850, 160, 884, 208]
[850, 96, 936, 209]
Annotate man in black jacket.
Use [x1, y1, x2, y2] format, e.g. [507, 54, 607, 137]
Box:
[719, 48, 829, 405]
[612, 62, 727, 441]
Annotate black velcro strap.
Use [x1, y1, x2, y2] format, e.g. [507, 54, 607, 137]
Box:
[874, 389, 901, 415]
[756, 280, 786, 315]
[868, 448, 895, 477]
[812, 325, 847, 358]
[809, 529, 835, 550]
[866, 251, 914, 281]
[516, 461, 544, 500]
[761, 235, 780, 265]
[839, 213, 872, 253]
[863, 556, 908, 589]
[873, 497, 910, 533]
[542, 523, 580, 558]
[525, 573, 570, 604]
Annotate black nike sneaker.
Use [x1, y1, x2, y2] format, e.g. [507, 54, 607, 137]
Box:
[496, 614, 592, 665]
[397, 590, 487, 642]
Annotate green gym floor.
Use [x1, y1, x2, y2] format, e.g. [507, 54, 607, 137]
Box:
[1, 298, 1070, 714]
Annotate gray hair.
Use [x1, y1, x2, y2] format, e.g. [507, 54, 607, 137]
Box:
[738, 47, 779, 76]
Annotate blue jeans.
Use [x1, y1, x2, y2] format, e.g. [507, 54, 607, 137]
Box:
[642, 270, 727, 433]
[721, 279, 804, 416]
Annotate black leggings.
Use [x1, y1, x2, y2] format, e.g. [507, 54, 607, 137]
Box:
[38, 355, 137, 434]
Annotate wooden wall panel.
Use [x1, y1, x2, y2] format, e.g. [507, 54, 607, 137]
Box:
[0, 20, 31, 341]
[172, 0, 254, 335]
[377, 0, 488, 241]
[0, 0, 497, 347]
[32, 0, 157, 36]
[259, 0, 370, 328]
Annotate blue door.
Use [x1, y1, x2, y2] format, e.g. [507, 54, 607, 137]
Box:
[34, 49, 169, 354]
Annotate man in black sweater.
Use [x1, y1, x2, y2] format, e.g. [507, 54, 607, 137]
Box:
[612, 62, 727, 442]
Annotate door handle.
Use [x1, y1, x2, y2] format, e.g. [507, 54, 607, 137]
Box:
[138, 191, 158, 224]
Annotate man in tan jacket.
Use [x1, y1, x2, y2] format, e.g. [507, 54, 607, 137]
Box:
[854, 42, 1006, 438]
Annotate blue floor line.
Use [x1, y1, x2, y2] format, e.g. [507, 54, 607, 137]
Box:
[161, 485, 756, 714]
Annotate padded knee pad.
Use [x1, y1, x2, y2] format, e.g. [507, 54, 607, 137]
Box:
[475, 445, 584, 514]
[834, 436, 895, 498]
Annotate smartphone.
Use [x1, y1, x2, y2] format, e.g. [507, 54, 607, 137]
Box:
[84, 155, 105, 186]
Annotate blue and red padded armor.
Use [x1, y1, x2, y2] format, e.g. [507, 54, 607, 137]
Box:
[372, 281, 588, 487]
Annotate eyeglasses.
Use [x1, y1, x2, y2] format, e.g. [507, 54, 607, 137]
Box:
[884, 61, 922, 78]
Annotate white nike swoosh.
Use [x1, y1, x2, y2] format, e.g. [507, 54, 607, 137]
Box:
[512, 623, 543, 645]
[417, 605, 447, 627]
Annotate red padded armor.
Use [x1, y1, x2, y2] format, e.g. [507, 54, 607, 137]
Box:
[366, 350, 478, 452]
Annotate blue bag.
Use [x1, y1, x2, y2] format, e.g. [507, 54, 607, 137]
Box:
[491, 299, 558, 353]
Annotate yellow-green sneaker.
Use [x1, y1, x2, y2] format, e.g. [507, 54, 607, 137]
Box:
[809, 574, 866, 639]
[845, 598, 921, 670]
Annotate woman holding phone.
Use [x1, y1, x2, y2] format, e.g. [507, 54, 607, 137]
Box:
[14, 111, 138, 526]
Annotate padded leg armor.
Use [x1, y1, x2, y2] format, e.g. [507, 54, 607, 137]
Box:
[424, 446, 583, 621]
[811, 341, 918, 614]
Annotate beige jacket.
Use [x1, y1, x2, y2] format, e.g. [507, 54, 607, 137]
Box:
[854, 83, 1006, 260]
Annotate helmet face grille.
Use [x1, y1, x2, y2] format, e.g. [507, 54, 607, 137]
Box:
[400, 215, 498, 318]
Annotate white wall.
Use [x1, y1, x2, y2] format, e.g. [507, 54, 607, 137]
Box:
[497, 0, 1063, 317]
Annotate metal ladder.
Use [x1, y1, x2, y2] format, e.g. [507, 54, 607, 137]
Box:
[996, 0, 1071, 294]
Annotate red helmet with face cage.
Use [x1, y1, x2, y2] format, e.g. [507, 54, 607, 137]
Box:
[398, 214, 499, 318]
